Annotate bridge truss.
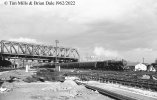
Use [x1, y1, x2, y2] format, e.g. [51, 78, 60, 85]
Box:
[0, 40, 80, 62]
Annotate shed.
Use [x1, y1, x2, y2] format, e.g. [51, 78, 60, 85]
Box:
[147, 65, 156, 72]
[135, 63, 147, 71]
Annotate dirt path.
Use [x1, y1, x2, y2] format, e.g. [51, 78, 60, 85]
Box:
[0, 70, 113, 100]
[0, 81, 113, 100]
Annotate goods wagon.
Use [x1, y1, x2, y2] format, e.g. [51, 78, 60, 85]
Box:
[60, 60, 127, 71]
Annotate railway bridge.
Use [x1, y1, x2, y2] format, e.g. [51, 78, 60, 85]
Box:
[0, 40, 80, 62]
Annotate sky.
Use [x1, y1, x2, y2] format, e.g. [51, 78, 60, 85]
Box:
[0, 0, 157, 63]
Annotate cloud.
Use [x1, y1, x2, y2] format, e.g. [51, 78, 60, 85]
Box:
[67, 0, 157, 24]
[133, 48, 153, 52]
[9, 37, 40, 44]
[93, 47, 120, 58]
[123, 48, 157, 63]
[0, 0, 157, 63]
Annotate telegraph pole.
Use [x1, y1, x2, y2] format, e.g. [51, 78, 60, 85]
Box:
[55, 40, 59, 63]
[55, 40, 60, 71]
[143, 57, 145, 63]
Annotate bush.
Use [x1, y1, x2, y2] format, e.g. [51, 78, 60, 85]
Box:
[24, 68, 65, 83]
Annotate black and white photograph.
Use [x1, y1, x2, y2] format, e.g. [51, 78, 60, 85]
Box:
[0, 0, 157, 100]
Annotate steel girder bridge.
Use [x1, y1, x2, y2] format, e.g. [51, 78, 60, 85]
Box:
[0, 40, 80, 62]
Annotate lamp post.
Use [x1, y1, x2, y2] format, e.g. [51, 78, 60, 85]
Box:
[55, 40, 60, 71]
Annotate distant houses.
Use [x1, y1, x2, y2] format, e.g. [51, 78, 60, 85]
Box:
[126, 61, 156, 72]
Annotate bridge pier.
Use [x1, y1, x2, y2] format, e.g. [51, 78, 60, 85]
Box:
[55, 62, 60, 71]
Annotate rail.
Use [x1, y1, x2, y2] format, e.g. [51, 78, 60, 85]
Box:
[75, 81, 136, 100]
[67, 73, 157, 92]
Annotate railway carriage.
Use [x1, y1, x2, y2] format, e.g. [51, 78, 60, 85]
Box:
[60, 60, 127, 71]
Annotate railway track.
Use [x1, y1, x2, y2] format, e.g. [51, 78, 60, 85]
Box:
[75, 81, 136, 100]
[0, 68, 19, 72]
[88, 76, 157, 91]
[66, 73, 157, 92]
